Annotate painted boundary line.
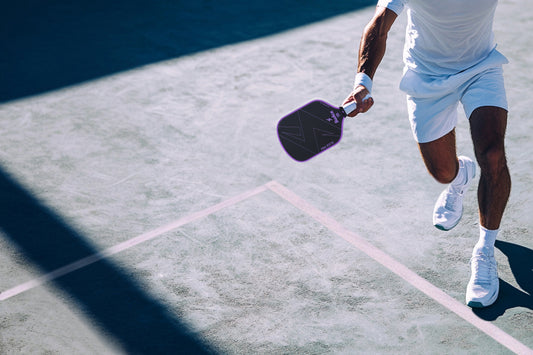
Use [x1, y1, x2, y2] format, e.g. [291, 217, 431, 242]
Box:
[0, 184, 268, 301]
[265, 180, 533, 355]
[1, 180, 531, 354]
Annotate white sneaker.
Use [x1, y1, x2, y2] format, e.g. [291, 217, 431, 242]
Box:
[466, 251, 499, 308]
[433, 156, 476, 231]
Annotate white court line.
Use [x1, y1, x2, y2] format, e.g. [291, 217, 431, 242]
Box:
[266, 180, 533, 355]
[2, 179, 531, 354]
[0, 184, 268, 301]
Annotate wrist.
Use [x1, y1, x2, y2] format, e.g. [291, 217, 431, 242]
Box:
[353, 72, 373, 94]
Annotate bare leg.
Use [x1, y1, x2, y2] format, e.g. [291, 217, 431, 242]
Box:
[419, 128, 478, 231]
[469, 106, 511, 230]
[418, 129, 459, 184]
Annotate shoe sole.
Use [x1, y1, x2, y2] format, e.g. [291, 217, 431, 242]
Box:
[466, 283, 499, 308]
[467, 296, 497, 308]
[435, 223, 452, 231]
[434, 213, 462, 231]
[467, 300, 486, 308]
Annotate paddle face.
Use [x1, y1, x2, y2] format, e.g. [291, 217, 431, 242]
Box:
[277, 100, 346, 162]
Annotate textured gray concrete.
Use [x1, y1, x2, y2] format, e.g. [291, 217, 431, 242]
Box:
[0, 1, 531, 353]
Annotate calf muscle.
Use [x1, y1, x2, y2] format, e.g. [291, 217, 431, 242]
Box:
[470, 106, 510, 229]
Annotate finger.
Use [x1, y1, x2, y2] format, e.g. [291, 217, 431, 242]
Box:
[364, 96, 374, 112]
[358, 96, 374, 113]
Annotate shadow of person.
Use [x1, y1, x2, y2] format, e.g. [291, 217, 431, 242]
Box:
[472, 240, 532, 321]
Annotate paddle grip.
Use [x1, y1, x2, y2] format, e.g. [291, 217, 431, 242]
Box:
[342, 101, 357, 116]
[341, 94, 372, 116]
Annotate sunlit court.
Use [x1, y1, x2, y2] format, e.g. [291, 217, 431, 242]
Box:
[1, 1, 532, 353]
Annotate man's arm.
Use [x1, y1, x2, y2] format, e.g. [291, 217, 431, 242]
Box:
[344, 6, 398, 116]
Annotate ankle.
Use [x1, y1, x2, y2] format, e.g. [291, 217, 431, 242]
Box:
[473, 226, 498, 256]
[451, 156, 473, 187]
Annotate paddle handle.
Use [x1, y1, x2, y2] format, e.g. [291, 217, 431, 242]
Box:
[342, 101, 358, 116]
[341, 94, 372, 116]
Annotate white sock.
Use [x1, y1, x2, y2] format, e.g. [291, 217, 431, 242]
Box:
[473, 226, 498, 256]
[451, 157, 467, 187]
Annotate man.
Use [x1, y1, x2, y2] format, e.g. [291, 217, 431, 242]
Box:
[344, 0, 510, 308]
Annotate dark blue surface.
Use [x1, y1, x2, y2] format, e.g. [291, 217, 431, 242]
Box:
[1, 0, 374, 102]
[0, 168, 216, 354]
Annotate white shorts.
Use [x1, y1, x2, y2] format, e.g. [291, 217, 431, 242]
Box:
[400, 49, 509, 143]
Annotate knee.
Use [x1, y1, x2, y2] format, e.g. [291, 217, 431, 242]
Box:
[477, 146, 508, 178]
[428, 164, 457, 184]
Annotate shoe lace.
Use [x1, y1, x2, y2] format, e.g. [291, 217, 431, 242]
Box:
[470, 252, 496, 284]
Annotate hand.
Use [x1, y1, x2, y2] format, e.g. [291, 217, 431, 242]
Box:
[343, 86, 374, 117]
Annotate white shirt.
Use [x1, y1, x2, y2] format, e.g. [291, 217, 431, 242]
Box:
[377, 0, 499, 75]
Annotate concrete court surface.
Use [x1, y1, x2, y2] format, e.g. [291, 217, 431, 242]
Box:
[1, 1, 532, 354]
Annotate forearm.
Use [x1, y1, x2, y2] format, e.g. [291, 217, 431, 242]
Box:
[345, 7, 397, 115]
[357, 7, 397, 80]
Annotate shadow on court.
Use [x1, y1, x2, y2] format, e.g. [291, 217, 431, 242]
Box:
[473, 240, 533, 321]
[1, 0, 373, 103]
[0, 168, 216, 354]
